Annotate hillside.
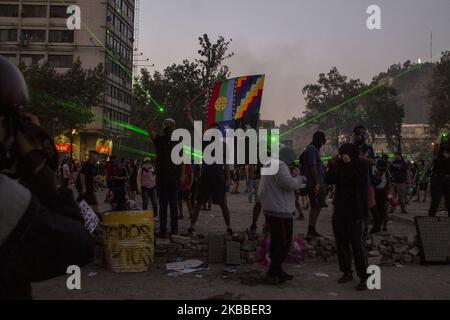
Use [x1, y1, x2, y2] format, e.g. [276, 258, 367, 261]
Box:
[392, 63, 433, 124]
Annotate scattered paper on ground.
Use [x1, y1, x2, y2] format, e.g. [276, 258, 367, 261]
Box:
[314, 273, 330, 278]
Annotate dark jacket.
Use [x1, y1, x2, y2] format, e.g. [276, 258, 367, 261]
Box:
[153, 133, 182, 181]
[327, 158, 368, 221]
[0, 151, 94, 300]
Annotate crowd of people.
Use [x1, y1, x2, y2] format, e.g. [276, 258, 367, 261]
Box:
[1, 55, 449, 299]
[54, 115, 449, 292]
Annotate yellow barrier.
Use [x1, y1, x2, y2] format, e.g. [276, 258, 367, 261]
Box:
[103, 211, 154, 273]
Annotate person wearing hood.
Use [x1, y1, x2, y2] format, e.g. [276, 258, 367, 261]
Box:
[429, 137, 450, 217]
[258, 147, 306, 284]
[147, 118, 182, 238]
[299, 131, 327, 239]
[0, 56, 94, 299]
[327, 143, 369, 291]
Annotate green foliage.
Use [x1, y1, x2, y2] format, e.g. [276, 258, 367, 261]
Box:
[20, 59, 105, 136]
[132, 34, 233, 132]
[299, 66, 404, 150]
[428, 51, 450, 133]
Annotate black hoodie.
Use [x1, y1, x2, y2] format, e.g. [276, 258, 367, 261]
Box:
[326, 144, 369, 221]
[0, 151, 94, 300]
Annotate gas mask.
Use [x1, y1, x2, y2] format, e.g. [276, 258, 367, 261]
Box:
[354, 127, 368, 146]
[0, 57, 58, 175]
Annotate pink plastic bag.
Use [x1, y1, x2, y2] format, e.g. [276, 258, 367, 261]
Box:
[256, 236, 305, 267]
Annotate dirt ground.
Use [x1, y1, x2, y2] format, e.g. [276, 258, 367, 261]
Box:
[33, 188, 450, 300]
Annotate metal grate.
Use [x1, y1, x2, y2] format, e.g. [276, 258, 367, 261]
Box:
[208, 234, 225, 263]
[226, 241, 241, 266]
[415, 217, 450, 264]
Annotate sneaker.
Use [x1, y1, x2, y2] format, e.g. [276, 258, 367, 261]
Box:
[338, 274, 354, 284]
[356, 279, 368, 291]
[187, 227, 195, 236]
[264, 274, 285, 285]
[307, 230, 322, 239]
[226, 228, 234, 235]
[279, 270, 294, 281]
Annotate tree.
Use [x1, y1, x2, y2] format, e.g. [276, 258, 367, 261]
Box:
[20, 59, 105, 137]
[428, 51, 450, 133]
[132, 34, 234, 131]
[128, 34, 234, 157]
[301, 66, 405, 151]
[302, 67, 367, 147]
[361, 84, 404, 150]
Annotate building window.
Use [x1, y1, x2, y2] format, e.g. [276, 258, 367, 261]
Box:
[50, 6, 69, 18]
[20, 54, 45, 67]
[21, 5, 47, 18]
[21, 30, 46, 42]
[0, 29, 17, 42]
[48, 55, 73, 68]
[0, 4, 19, 17]
[49, 30, 74, 43]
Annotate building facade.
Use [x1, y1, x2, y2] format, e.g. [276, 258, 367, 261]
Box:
[0, 0, 135, 160]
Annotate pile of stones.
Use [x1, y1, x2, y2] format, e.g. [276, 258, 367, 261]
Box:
[153, 231, 422, 266]
[367, 233, 422, 265]
[302, 235, 338, 264]
[154, 232, 263, 265]
[154, 235, 208, 263]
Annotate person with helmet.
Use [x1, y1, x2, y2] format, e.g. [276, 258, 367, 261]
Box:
[428, 133, 450, 217]
[0, 56, 94, 300]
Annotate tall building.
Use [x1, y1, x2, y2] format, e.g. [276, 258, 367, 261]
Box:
[0, 0, 135, 159]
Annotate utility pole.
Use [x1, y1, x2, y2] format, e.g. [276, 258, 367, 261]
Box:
[430, 31, 433, 63]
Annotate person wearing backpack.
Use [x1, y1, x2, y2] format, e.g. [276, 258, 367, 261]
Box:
[138, 158, 158, 217]
[299, 131, 327, 239]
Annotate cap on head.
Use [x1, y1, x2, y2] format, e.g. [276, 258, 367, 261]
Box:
[313, 131, 326, 145]
[163, 118, 176, 129]
[208, 122, 220, 130]
[354, 125, 367, 135]
[0, 56, 29, 115]
[279, 146, 297, 165]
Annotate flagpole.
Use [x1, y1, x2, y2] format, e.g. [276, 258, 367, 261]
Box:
[183, 84, 215, 120]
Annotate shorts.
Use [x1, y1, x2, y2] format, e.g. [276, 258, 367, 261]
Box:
[196, 174, 226, 205]
[179, 190, 191, 201]
[308, 187, 326, 209]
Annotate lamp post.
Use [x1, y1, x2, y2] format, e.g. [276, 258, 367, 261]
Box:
[395, 122, 403, 155]
[70, 129, 77, 161]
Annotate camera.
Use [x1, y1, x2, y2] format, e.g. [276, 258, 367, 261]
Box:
[0, 56, 58, 174]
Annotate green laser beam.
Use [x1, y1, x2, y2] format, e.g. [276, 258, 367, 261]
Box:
[57, 0, 164, 113]
[279, 64, 423, 138]
[31, 90, 92, 116]
[105, 118, 204, 159]
[105, 118, 150, 136]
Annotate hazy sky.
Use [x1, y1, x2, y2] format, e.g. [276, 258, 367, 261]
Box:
[139, 0, 450, 125]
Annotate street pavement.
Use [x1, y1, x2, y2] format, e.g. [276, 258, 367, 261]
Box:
[32, 188, 450, 300]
